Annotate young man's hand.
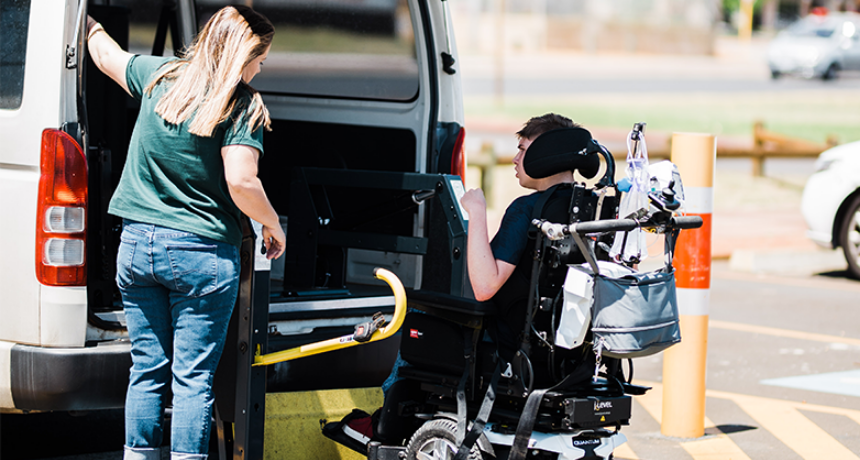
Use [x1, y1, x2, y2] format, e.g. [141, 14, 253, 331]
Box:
[460, 188, 487, 218]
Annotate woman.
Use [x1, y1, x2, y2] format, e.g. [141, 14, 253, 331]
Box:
[87, 6, 283, 459]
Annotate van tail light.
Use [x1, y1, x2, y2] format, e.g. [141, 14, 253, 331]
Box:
[36, 129, 88, 286]
[450, 126, 467, 182]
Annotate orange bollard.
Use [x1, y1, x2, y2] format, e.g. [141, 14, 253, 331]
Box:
[662, 133, 715, 438]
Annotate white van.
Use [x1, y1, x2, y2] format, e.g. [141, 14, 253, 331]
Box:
[0, 0, 467, 430]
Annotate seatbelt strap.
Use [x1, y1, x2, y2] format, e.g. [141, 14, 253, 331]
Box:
[454, 359, 503, 460]
[455, 328, 474, 445]
[507, 366, 590, 460]
[507, 388, 548, 460]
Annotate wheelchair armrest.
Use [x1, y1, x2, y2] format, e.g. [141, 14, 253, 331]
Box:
[405, 289, 497, 327]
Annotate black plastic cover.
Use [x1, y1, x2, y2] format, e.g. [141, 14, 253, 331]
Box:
[523, 128, 601, 180]
[10, 341, 131, 411]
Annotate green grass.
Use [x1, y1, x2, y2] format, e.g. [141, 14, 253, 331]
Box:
[270, 26, 414, 55]
[465, 90, 860, 144]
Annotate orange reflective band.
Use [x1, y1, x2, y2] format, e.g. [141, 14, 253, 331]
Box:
[673, 213, 712, 289]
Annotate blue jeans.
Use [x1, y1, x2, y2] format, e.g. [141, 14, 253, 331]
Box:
[117, 221, 240, 459]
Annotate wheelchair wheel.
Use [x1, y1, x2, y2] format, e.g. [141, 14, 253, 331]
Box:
[405, 418, 493, 459]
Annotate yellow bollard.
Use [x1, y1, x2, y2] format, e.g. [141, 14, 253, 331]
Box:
[739, 0, 755, 42]
[662, 133, 715, 438]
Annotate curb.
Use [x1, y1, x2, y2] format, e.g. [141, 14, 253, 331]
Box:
[728, 248, 847, 274]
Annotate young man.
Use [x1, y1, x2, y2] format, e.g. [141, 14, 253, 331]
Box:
[460, 113, 581, 356]
[461, 113, 580, 301]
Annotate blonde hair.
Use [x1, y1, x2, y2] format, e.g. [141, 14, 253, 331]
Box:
[145, 6, 274, 137]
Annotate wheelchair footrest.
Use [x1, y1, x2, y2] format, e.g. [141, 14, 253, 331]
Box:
[368, 442, 406, 460]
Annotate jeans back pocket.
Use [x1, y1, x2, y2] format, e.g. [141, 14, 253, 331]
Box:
[166, 243, 218, 298]
[116, 237, 137, 288]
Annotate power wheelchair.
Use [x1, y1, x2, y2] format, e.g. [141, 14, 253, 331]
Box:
[323, 126, 702, 460]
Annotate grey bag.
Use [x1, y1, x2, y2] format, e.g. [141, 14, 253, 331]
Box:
[591, 269, 680, 358]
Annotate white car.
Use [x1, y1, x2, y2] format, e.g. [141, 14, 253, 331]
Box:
[767, 11, 860, 80]
[801, 141, 860, 278]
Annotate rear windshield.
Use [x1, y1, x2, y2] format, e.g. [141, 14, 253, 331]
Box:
[0, 0, 30, 110]
[196, 0, 419, 101]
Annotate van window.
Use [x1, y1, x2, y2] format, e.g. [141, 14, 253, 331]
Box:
[196, 0, 419, 101]
[0, 0, 30, 110]
[107, 0, 175, 55]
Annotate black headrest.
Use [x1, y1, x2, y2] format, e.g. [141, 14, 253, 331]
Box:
[523, 127, 601, 179]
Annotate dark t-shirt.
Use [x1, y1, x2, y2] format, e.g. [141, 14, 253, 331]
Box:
[488, 192, 543, 356]
[490, 192, 542, 265]
[108, 55, 265, 247]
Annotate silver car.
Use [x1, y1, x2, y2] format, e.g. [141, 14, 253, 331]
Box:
[767, 11, 860, 80]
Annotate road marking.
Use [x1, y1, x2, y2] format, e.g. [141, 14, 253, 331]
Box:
[636, 380, 860, 460]
[762, 369, 860, 398]
[710, 319, 860, 347]
[718, 391, 860, 460]
[633, 381, 752, 460]
[613, 442, 640, 460]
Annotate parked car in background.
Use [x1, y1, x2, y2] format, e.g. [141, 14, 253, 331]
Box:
[801, 141, 860, 278]
[767, 10, 860, 80]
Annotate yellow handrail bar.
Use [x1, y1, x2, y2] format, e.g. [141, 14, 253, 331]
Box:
[252, 268, 407, 367]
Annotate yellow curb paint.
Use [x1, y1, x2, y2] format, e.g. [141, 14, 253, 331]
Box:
[633, 381, 663, 423]
[638, 380, 860, 460]
[634, 382, 751, 460]
[612, 442, 640, 460]
[680, 417, 752, 460]
[728, 394, 859, 460]
[264, 388, 383, 460]
[710, 319, 860, 347]
[662, 314, 710, 438]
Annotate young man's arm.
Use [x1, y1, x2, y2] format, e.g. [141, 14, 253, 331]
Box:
[461, 189, 516, 301]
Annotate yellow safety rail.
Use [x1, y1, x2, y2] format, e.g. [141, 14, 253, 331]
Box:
[253, 268, 407, 367]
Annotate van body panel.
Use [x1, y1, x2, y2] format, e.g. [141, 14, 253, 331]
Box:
[0, 168, 40, 346]
[40, 286, 88, 347]
[428, 0, 464, 124]
[0, 342, 14, 410]
[0, 1, 66, 167]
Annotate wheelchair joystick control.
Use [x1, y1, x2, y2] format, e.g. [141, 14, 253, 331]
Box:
[649, 179, 681, 212]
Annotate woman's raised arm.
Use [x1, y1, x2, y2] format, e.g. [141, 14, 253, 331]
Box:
[86, 16, 133, 96]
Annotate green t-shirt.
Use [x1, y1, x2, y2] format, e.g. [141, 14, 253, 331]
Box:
[108, 55, 264, 247]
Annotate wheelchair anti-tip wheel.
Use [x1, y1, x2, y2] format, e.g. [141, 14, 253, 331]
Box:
[405, 418, 493, 460]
